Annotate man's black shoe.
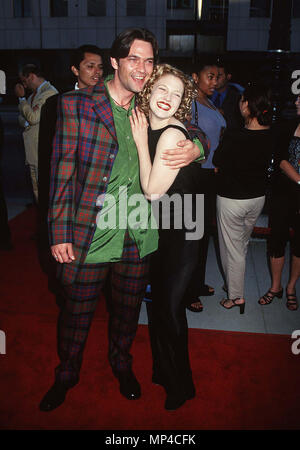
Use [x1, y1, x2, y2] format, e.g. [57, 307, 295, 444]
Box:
[116, 370, 141, 400]
[39, 381, 69, 412]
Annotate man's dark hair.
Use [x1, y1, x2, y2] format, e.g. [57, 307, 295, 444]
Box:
[216, 59, 232, 76]
[110, 28, 159, 63]
[20, 64, 45, 79]
[71, 44, 103, 69]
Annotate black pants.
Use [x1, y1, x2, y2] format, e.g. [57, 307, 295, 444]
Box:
[267, 191, 300, 258]
[185, 169, 224, 301]
[148, 228, 199, 397]
[0, 177, 11, 247]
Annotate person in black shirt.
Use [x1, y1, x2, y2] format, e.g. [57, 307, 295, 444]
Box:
[213, 84, 273, 313]
[258, 96, 300, 311]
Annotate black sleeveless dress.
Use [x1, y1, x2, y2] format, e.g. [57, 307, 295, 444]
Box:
[148, 124, 201, 192]
[147, 124, 201, 404]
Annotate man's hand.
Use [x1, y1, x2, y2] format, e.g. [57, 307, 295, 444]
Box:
[161, 139, 201, 170]
[51, 243, 75, 264]
[14, 83, 25, 98]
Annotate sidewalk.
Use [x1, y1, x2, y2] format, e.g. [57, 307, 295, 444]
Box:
[139, 236, 300, 336]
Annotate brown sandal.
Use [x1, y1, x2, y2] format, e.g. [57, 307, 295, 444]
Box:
[220, 298, 245, 314]
[258, 288, 283, 305]
[286, 290, 298, 311]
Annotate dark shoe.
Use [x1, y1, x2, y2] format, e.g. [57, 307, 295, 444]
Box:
[258, 288, 283, 305]
[185, 384, 196, 400]
[164, 382, 195, 411]
[117, 370, 141, 400]
[165, 393, 187, 411]
[220, 298, 245, 314]
[39, 381, 69, 412]
[286, 289, 298, 311]
[186, 299, 203, 313]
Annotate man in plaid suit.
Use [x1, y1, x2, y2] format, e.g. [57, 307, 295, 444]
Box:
[40, 28, 208, 412]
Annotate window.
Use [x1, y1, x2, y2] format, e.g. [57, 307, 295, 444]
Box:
[293, 0, 300, 18]
[13, 0, 32, 17]
[88, 0, 106, 16]
[167, 0, 194, 9]
[50, 0, 68, 17]
[127, 0, 146, 16]
[208, 0, 228, 22]
[168, 35, 194, 52]
[250, 0, 271, 18]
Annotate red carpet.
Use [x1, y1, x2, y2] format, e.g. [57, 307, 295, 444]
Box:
[1, 208, 300, 430]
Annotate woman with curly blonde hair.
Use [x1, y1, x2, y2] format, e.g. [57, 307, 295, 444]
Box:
[137, 63, 196, 122]
[129, 63, 203, 411]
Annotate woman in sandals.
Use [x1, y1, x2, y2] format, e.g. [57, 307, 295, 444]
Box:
[258, 95, 300, 311]
[212, 84, 274, 313]
[130, 64, 204, 410]
[185, 59, 227, 313]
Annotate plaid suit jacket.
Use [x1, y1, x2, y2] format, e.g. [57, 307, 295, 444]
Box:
[48, 79, 119, 285]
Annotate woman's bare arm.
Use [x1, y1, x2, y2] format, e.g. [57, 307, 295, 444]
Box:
[280, 159, 300, 184]
[130, 109, 186, 200]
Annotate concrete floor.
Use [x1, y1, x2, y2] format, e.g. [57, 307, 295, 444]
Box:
[139, 237, 300, 336]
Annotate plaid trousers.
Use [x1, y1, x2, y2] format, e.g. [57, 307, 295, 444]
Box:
[55, 231, 150, 387]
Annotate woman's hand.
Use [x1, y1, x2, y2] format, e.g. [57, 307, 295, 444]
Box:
[129, 108, 148, 150]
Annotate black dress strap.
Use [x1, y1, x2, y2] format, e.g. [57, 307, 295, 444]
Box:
[160, 124, 190, 140]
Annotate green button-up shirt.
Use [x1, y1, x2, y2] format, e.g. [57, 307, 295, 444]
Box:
[85, 77, 158, 263]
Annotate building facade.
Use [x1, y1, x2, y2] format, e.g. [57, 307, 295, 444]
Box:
[1, 0, 300, 103]
[1, 1, 300, 53]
